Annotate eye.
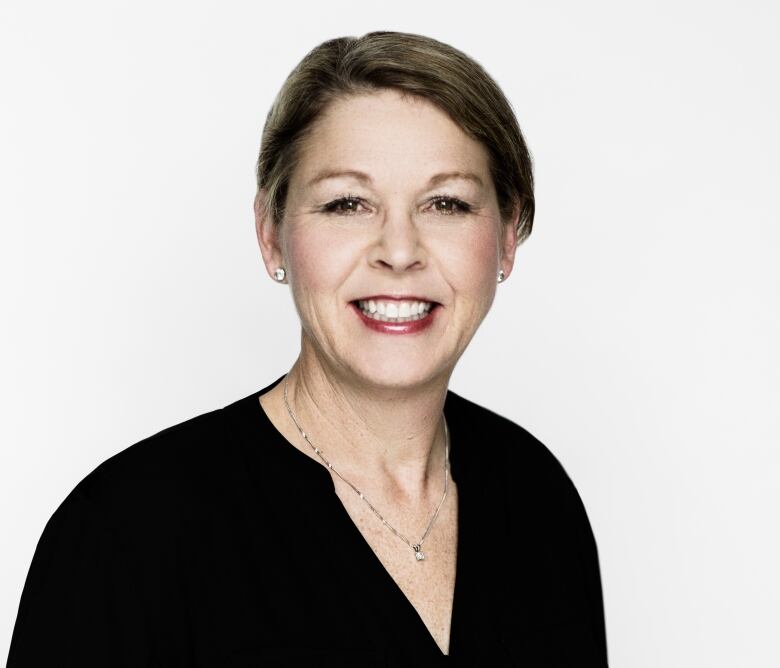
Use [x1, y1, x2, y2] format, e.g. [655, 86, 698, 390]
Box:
[429, 195, 472, 215]
[322, 196, 365, 215]
[321, 194, 472, 216]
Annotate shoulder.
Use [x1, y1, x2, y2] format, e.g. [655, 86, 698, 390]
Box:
[446, 388, 570, 478]
[9, 400, 253, 664]
[446, 390, 607, 661]
[49, 397, 248, 537]
[445, 388, 591, 520]
[78, 406, 222, 494]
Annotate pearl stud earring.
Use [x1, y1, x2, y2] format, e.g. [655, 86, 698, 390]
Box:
[273, 267, 286, 282]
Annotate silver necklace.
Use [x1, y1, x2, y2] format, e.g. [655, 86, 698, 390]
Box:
[282, 374, 449, 562]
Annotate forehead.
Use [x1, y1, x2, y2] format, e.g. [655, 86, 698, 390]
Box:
[292, 89, 492, 190]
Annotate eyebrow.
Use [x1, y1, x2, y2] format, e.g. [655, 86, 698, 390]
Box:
[306, 169, 485, 189]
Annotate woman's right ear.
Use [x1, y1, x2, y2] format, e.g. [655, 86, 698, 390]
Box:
[253, 189, 285, 281]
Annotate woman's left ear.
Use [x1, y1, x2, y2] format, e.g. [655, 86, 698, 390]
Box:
[498, 198, 522, 280]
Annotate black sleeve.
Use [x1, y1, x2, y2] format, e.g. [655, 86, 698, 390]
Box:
[565, 471, 609, 665]
[544, 460, 609, 667]
[513, 441, 610, 667]
[7, 482, 153, 667]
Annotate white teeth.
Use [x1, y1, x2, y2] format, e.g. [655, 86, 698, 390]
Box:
[356, 298, 436, 322]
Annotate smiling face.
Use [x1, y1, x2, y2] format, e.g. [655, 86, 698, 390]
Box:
[256, 88, 520, 391]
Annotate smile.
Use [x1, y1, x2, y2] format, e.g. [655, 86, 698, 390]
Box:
[356, 298, 433, 322]
[349, 298, 440, 335]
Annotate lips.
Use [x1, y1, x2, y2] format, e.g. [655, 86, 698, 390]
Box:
[349, 300, 439, 334]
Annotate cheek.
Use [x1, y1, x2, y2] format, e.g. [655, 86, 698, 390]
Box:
[444, 226, 500, 292]
[286, 225, 359, 298]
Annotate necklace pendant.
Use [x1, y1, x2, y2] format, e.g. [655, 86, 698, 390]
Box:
[413, 544, 425, 561]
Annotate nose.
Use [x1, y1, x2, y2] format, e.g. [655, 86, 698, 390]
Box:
[367, 206, 426, 273]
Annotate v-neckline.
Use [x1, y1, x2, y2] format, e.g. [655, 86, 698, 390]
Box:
[246, 374, 470, 659]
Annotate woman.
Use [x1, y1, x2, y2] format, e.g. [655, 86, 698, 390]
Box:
[8, 31, 608, 665]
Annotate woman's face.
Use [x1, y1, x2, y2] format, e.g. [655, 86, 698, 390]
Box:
[256, 88, 519, 391]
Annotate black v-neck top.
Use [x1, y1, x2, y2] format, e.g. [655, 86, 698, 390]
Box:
[8, 375, 608, 666]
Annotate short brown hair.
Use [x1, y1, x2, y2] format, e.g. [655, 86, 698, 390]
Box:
[256, 31, 535, 243]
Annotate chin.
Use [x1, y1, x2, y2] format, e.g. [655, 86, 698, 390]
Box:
[349, 362, 438, 391]
[348, 356, 450, 389]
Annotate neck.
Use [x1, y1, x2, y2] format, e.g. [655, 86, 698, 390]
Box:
[282, 338, 452, 502]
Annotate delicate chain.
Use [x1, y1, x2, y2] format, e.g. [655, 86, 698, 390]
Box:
[283, 373, 449, 560]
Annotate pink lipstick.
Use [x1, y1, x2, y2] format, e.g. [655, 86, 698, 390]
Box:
[349, 300, 439, 335]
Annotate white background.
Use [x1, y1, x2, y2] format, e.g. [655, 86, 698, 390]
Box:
[2, 1, 778, 665]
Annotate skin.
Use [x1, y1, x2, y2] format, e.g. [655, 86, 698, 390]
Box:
[254, 86, 519, 510]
